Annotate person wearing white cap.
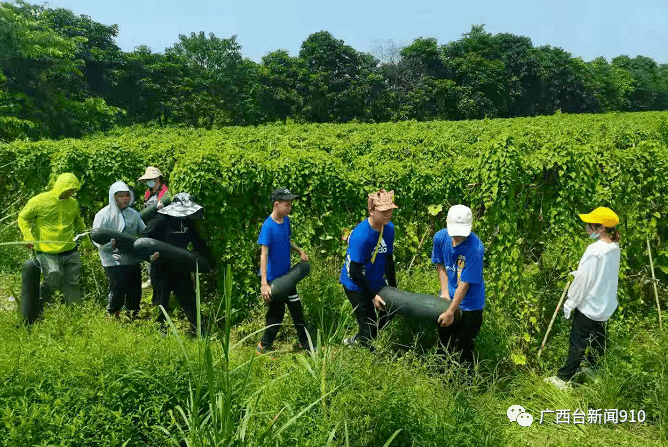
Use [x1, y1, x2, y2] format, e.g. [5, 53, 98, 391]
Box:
[138, 166, 170, 210]
[431, 204, 485, 368]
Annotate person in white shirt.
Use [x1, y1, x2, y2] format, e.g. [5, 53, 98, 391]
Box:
[546, 207, 621, 389]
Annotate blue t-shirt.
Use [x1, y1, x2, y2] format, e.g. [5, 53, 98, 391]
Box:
[258, 215, 292, 282]
[431, 229, 485, 311]
[340, 219, 395, 293]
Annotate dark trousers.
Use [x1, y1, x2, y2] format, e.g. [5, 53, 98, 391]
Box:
[437, 309, 483, 367]
[104, 264, 142, 316]
[558, 308, 607, 380]
[261, 286, 311, 348]
[151, 264, 198, 331]
[344, 287, 393, 347]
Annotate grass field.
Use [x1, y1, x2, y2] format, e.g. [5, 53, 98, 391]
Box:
[0, 111, 666, 446]
[0, 256, 665, 447]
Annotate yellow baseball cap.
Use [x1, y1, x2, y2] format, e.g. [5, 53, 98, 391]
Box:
[579, 207, 619, 228]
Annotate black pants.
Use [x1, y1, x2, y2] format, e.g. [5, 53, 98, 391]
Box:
[151, 263, 198, 331]
[344, 287, 393, 347]
[558, 308, 607, 380]
[261, 286, 311, 348]
[104, 264, 142, 316]
[437, 309, 483, 367]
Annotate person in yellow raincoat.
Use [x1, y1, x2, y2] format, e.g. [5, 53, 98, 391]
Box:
[18, 173, 88, 306]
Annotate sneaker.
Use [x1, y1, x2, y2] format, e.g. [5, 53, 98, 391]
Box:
[544, 376, 570, 391]
[256, 342, 270, 355]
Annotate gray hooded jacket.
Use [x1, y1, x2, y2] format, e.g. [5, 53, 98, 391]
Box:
[93, 181, 146, 267]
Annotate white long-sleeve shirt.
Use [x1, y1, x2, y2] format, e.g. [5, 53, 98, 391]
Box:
[563, 240, 620, 322]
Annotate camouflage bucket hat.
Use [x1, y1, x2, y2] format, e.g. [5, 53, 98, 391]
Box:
[368, 189, 399, 211]
[158, 192, 203, 218]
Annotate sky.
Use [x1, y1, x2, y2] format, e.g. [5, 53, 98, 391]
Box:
[45, 0, 668, 63]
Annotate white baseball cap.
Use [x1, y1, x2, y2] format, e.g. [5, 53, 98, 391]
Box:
[447, 204, 473, 237]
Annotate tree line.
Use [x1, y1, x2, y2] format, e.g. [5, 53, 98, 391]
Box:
[2, 0, 668, 141]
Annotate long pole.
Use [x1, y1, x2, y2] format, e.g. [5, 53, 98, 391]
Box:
[646, 237, 663, 331]
[538, 280, 571, 359]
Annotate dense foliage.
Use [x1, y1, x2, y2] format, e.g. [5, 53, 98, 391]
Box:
[1, 112, 666, 346]
[2, 1, 668, 141]
[1, 111, 667, 445]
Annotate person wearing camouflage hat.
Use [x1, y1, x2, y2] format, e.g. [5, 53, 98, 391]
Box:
[340, 189, 399, 349]
[142, 193, 210, 333]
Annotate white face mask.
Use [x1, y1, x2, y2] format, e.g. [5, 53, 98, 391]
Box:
[589, 231, 600, 240]
[146, 180, 156, 188]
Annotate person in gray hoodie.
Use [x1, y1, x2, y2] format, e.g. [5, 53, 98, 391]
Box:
[93, 181, 146, 318]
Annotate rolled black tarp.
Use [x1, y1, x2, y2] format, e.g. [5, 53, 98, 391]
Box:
[270, 261, 310, 300]
[90, 228, 136, 252]
[139, 196, 172, 223]
[20, 258, 41, 324]
[378, 286, 462, 324]
[133, 237, 210, 273]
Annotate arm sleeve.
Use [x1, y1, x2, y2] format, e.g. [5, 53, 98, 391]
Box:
[431, 232, 444, 265]
[258, 221, 271, 246]
[349, 261, 373, 294]
[142, 214, 165, 239]
[74, 207, 92, 248]
[385, 253, 396, 288]
[563, 253, 599, 319]
[92, 211, 109, 250]
[189, 221, 209, 255]
[459, 245, 483, 284]
[136, 216, 147, 234]
[74, 208, 86, 234]
[17, 199, 37, 241]
[386, 224, 394, 255]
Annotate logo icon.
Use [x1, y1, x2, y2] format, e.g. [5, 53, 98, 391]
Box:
[507, 405, 533, 427]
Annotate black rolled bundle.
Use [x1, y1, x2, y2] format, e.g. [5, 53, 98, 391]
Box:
[20, 259, 41, 324]
[133, 237, 210, 273]
[378, 286, 462, 324]
[90, 228, 136, 252]
[270, 261, 310, 300]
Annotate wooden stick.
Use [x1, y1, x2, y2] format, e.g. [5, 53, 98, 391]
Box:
[538, 280, 572, 359]
[646, 237, 663, 331]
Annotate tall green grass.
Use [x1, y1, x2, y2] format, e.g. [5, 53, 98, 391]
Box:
[0, 258, 665, 446]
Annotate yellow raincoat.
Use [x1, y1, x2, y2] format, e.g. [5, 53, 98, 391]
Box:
[18, 173, 87, 254]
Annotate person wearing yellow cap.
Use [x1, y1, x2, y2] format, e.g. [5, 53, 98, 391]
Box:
[545, 207, 621, 390]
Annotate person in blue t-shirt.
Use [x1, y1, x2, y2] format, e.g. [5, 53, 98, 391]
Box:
[256, 187, 312, 354]
[431, 204, 485, 367]
[340, 189, 399, 348]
